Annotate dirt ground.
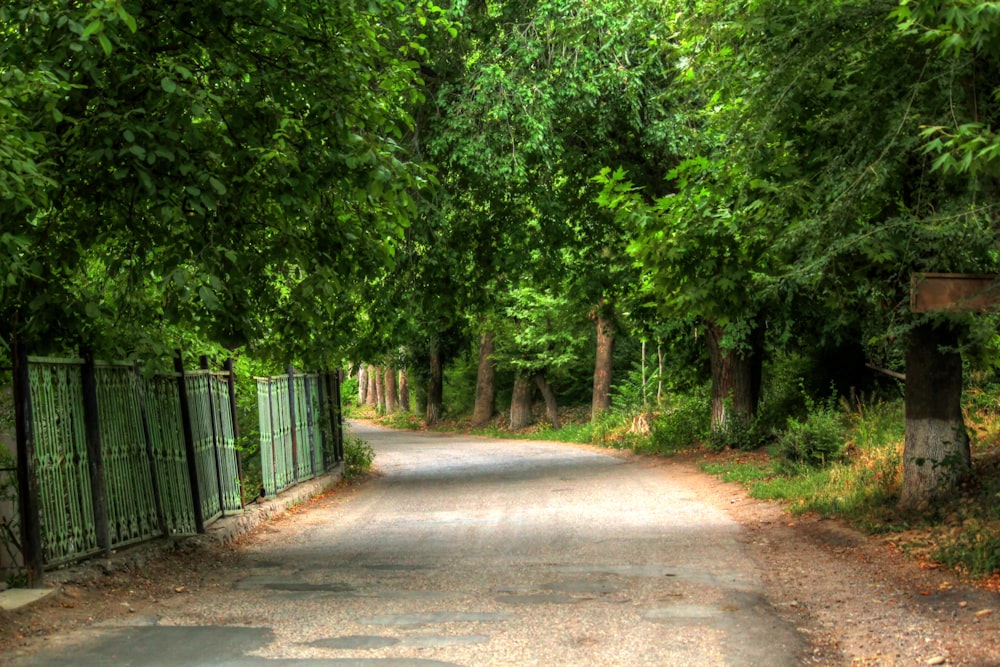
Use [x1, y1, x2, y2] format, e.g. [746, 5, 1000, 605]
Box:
[1, 454, 999, 666]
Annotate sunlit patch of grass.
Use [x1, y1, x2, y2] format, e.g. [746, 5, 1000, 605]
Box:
[702, 400, 905, 522]
[376, 411, 423, 430]
[701, 460, 773, 484]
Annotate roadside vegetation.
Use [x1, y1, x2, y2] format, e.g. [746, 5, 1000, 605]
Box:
[346, 352, 1000, 589]
[4, 0, 1000, 596]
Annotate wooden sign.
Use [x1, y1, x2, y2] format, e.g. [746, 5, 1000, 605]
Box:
[910, 273, 1000, 313]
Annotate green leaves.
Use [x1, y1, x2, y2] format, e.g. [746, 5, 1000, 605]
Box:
[0, 0, 446, 358]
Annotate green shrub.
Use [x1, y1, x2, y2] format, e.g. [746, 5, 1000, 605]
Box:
[341, 374, 359, 408]
[343, 436, 375, 479]
[648, 388, 710, 453]
[707, 410, 763, 452]
[378, 411, 423, 430]
[771, 407, 846, 469]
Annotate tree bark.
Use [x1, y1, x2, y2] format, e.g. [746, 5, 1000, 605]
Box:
[365, 364, 378, 408]
[591, 303, 615, 421]
[900, 321, 971, 511]
[426, 337, 443, 425]
[471, 331, 497, 428]
[374, 365, 386, 414]
[399, 368, 410, 413]
[384, 364, 399, 413]
[705, 321, 763, 433]
[358, 365, 368, 405]
[509, 374, 534, 429]
[533, 372, 560, 429]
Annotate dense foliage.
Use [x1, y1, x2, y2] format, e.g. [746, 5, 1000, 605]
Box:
[4, 1, 1000, 521]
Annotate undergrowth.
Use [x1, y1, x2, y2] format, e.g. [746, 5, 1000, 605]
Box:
[343, 436, 375, 480]
[360, 371, 1000, 580]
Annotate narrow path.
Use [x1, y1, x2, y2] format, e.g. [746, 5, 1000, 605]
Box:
[12, 423, 809, 666]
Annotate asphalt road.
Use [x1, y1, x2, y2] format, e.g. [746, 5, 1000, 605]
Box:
[11, 422, 807, 666]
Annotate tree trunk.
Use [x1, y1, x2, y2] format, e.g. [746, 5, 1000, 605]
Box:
[358, 365, 368, 405]
[399, 368, 410, 413]
[366, 364, 378, 408]
[900, 321, 971, 511]
[705, 321, 763, 433]
[533, 372, 560, 429]
[414, 378, 426, 417]
[509, 374, 534, 429]
[374, 365, 386, 414]
[591, 303, 615, 421]
[471, 331, 497, 428]
[384, 364, 399, 413]
[426, 337, 443, 425]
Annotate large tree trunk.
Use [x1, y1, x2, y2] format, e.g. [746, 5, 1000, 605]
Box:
[591, 302, 615, 421]
[399, 368, 410, 413]
[705, 321, 763, 433]
[510, 374, 534, 429]
[358, 365, 368, 405]
[471, 331, 497, 428]
[365, 364, 378, 408]
[426, 337, 443, 425]
[374, 365, 386, 414]
[900, 321, 971, 511]
[384, 364, 399, 413]
[533, 372, 560, 429]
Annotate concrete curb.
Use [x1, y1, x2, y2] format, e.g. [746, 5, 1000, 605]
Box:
[0, 464, 344, 609]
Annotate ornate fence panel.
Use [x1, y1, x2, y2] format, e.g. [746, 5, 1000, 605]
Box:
[307, 376, 324, 476]
[257, 371, 340, 498]
[26, 359, 100, 566]
[94, 364, 161, 550]
[186, 371, 222, 523]
[13, 352, 332, 581]
[183, 370, 241, 523]
[207, 372, 242, 514]
[257, 376, 295, 497]
[142, 375, 198, 535]
[293, 374, 314, 482]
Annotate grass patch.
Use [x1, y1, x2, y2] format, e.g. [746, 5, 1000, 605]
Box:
[701, 460, 772, 484]
[472, 420, 594, 444]
[376, 411, 423, 430]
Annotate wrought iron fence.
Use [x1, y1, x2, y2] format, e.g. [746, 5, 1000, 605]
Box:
[12, 351, 246, 581]
[256, 370, 343, 498]
[10, 349, 343, 584]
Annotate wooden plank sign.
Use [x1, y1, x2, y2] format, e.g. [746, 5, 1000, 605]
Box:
[910, 273, 1000, 313]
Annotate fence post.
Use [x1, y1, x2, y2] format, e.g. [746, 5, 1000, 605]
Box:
[321, 369, 344, 465]
[266, 379, 277, 496]
[287, 366, 299, 483]
[12, 341, 43, 585]
[174, 354, 205, 534]
[334, 369, 344, 462]
[318, 371, 331, 470]
[132, 362, 168, 536]
[80, 351, 111, 557]
[223, 358, 245, 509]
